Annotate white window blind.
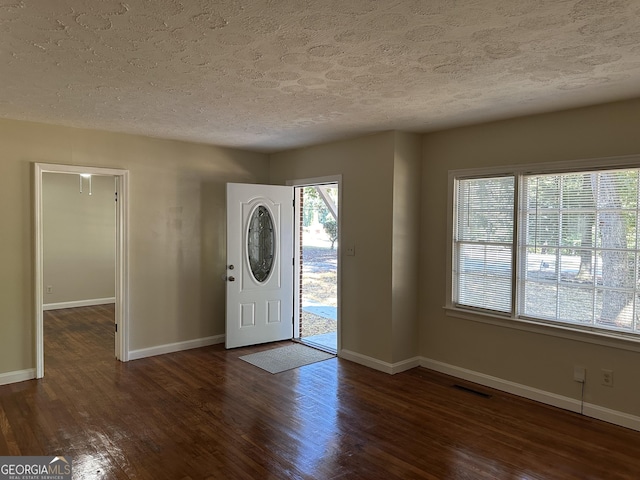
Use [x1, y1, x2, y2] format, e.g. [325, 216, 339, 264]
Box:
[521, 170, 640, 333]
[451, 166, 640, 337]
[454, 176, 515, 313]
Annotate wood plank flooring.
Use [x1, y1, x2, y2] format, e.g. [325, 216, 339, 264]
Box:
[1, 305, 640, 479]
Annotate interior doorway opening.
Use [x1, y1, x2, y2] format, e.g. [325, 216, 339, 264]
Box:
[294, 182, 339, 353]
[41, 172, 117, 371]
[35, 163, 129, 378]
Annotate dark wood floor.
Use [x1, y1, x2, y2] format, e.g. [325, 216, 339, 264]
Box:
[1, 306, 639, 479]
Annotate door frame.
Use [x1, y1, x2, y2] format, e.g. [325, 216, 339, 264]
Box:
[34, 163, 130, 378]
[288, 175, 342, 353]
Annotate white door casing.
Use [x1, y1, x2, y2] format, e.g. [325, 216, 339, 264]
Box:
[226, 183, 294, 349]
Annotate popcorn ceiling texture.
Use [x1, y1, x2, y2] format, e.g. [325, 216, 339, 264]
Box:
[1, 0, 639, 152]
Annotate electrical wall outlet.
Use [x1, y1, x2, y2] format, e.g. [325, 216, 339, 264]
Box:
[573, 366, 586, 383]
[601, 369, 614, 387]
[345, 244, 356, 256]
[46, 285, 53, 294]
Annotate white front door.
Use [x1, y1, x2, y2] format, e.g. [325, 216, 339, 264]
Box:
[226, 183, 294, 349]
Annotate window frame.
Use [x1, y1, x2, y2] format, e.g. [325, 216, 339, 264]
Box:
[446, 154, 640, 352]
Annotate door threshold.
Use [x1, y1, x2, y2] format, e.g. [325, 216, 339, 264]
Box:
[293, 337, 337, 355]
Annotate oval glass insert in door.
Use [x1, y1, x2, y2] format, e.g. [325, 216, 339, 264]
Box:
[247, 205, 275, 283]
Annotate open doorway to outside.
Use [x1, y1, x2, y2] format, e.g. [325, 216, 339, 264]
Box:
[293, 178, 340, 353]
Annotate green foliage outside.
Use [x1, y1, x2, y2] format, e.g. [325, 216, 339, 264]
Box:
[302, 186, 338, 227]
[323, 220, 338, 249]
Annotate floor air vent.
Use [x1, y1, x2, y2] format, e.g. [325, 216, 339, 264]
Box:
[452, 384, 492, 398]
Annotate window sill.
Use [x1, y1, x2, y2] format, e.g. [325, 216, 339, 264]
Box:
[444, 306, 640, 353]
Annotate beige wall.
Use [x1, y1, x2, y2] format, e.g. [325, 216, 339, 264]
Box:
[4, 95, 640, 420]
[0, 118, 268, 375]
[271, 132, 395, 361]
[43, 172, 116, 305]
[391, 132, 421, 363]
[420, 98, 640, 417]
[270, 131, 421, 364]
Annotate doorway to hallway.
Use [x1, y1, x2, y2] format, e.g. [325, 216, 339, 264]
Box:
[294, 180, 340, 353]
[34, 163, 130, 378]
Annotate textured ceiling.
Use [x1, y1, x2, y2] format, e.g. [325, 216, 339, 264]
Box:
[1, 0, 640, 152]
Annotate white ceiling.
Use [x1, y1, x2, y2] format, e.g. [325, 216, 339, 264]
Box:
[2, 0, 640, 152]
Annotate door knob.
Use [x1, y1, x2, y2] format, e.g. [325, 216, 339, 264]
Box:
[228, 276, 236, 282]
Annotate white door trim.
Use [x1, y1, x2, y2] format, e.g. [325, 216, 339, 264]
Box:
[34, 163, 130, 378]
[287, 175, 342, 354]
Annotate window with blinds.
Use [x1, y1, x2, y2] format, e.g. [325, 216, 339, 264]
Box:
[453, 176, 515, 313]
[521, 170, 640, 332]
[451, 167, 640, 337]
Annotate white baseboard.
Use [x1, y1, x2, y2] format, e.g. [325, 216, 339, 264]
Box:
[582, 402, 640, 431]
[0, 368, 36, 386]
[339, 349, 421, 375]
[421, 357, 640, 432]
[43, 297, 116, 311]
[128, 334, 225, 361]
